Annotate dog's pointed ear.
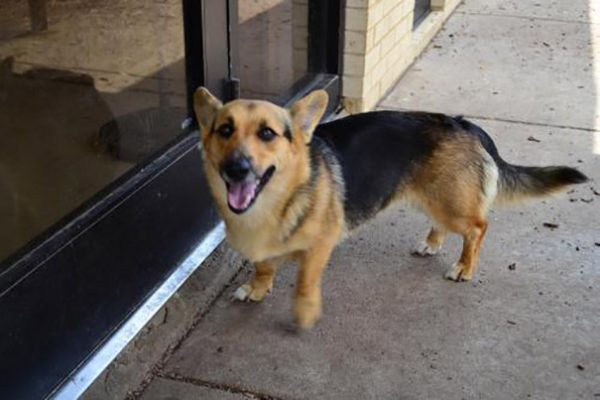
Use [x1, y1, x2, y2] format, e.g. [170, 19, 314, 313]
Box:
[194, 87, 222, 135]
[290, 90, 328, 143]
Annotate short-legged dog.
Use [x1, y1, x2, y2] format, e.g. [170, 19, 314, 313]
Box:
[194, 87, 588, 328]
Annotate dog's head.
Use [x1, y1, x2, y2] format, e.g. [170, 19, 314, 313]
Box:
[194, 87, 328, 215]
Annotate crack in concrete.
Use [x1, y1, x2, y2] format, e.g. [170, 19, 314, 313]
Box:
[158, 372, 294, 400]
[461, 115, 600, 133]
[454, 10, 598, 26]
[125, 261, 250, 399]
[380, 105, 600, 133]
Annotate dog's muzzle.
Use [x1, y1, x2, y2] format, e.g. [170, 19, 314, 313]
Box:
[220, 156, 275, 214]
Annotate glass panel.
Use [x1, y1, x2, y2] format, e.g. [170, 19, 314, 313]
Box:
[0, 0, 186, 262]
[237, 0, 308, 102]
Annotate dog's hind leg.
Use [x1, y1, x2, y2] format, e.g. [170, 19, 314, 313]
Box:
[411, 140, 497, 280]
[412, 225, 447, 256]
[233, 258, 280, 302]
[443, 218, 488, 281]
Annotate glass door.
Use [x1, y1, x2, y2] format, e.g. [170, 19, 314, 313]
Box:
[0, 0, 341, 398]
[0, 0, 188, 264]
[235, 0, 308, 101]
[229, 0, 341, 109]
[0, 1, 219, 398]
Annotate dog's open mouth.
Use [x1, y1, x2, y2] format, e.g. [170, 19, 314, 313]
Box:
[226, 166, 275, 214]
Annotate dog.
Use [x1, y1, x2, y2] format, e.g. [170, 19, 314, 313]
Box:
[193, 87, 588, 329]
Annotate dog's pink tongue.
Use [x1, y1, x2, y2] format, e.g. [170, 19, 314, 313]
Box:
[227, 181, 257, 211]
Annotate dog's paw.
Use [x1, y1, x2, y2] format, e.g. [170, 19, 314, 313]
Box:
[444, 262, 473, 282]
[231, 282, 271, 302]
[294, 294, 322, 329]
[412, 240, 441, 256]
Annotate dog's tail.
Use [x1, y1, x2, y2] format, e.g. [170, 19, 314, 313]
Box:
[495, 162, 588, 204]
[452, 116, 589, 205]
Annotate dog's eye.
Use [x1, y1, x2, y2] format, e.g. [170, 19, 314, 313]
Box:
[258, 127, 276, 142]
[217, 124, 234, 139]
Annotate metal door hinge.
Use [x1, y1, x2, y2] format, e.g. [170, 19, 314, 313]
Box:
[225, 77, 240, 100]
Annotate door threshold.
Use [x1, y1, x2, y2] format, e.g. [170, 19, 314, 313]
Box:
[51, 223, 226, 400]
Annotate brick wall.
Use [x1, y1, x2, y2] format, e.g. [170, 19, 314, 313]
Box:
[342, 0, 462, 112]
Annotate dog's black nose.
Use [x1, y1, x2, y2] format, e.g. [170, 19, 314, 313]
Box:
[222, 156, 252, 182]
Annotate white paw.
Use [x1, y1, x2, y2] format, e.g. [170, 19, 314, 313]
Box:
[444, 262, 472, 282]
[231, 283, 272, 302]
[412, 240, 441, 256]
[232, 285, 250, 301]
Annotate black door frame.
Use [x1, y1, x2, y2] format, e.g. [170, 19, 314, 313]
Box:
[413, 0, 431, 28]
[0, 1, 343, 398]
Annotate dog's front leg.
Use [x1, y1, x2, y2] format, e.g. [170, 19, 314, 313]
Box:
[233, 259, 280, 302]
[294, 239, 336, 329]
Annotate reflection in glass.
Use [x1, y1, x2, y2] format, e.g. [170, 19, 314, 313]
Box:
[237, 0, 308, 101]
[0, 0, 186, 262]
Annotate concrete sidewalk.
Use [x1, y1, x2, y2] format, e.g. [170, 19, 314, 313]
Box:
[88, 1, 600, 399]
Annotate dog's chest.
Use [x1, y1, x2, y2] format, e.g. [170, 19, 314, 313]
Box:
[224, 218, 308, 262]
[226, 211, 314, 262]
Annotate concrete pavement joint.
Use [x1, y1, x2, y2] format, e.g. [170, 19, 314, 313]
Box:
[157, 372, 293, 400]
[380, 105, 600, 133]
[125, 261, 250, 399]
[454, 10, 598, 26]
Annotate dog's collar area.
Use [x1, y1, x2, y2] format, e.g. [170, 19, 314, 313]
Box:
[226, 165, 275, 214]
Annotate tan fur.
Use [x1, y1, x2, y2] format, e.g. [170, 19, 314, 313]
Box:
[195, 88, 586, 327]
[194, 87, 500, 326]
[398, 135, 498, 281]
[195, 88, 342, 328]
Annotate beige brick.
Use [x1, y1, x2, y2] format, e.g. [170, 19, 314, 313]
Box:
[389, 2, 405, 26]
[364, 42, 380, 73]
[361, 69, 372, 92]
[397, 29, 411, 48]
[385, 32, 410, 69]
[379, 2, 402, 39]
[399, 1, 415, 24]
[343, 53, 366, 76]
[293, 49, 308, 66]
[292, 3, 308, 27]
[346, 0, 369, 8]
[365, 27, 376, 52]
[379, 29, 396, 58]
[363, 82, 381, 110]
[397, 1, 409, 20]
[367, 0, 384, 29]
[341, 0, 461, 112]
[346, 8, 368, 31]
[404, 0, 416, 13]
[381, 56, 409, 94]
[394, 13, 412, 42]
[362, 66, 374, 90]
[342, 76, 364, 98]
[344, 30, 367, 55]
[380, 72, 396, 96]
[431, 0, 445, 11]
[373, 15, 390, 44]
[384, 47, 408, 79]
[383, 0, 399, 15]
[370, 58, 387, 85]
[293, 30, 308, 49]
